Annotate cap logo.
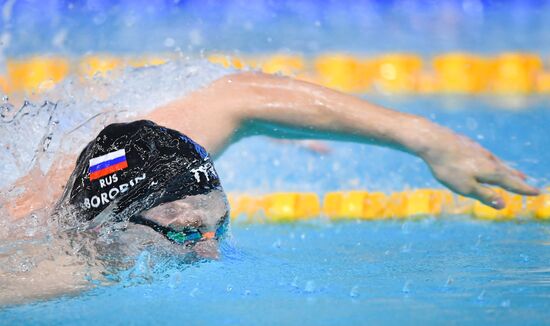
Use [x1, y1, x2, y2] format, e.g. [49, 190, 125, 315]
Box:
[89, 149, 128, 181]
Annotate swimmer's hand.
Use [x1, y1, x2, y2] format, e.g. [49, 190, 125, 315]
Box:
[421, 133, 539, 209]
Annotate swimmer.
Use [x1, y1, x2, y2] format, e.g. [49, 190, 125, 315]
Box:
[0, 72, 540, 304]
[9, 72, 538, 217]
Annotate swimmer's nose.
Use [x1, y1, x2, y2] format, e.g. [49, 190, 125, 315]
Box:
[203, 231, 215, 239]
[193, 239, 219, 260]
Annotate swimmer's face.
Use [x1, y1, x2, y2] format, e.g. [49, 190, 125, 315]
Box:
[140, 189, 228, 233]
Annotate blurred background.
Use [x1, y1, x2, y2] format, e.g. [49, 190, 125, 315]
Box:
[1, 0, 550, 95]
[0, 0, 548, 202]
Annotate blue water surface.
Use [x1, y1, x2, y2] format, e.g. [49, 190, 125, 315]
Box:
[1, 219, 549, 325]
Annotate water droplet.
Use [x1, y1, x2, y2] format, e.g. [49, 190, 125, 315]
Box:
[164, 37, 175, 47]
[169, 272, 182, 288]
[304, 280, 315, 293]
[349, 285, 359, 298]
[0, 102, 13, 118]
[272, 239, 282, 248]
[475, 234, 482, 247]
[42, 134, 52, 151]
[477, 290, 485, 301]
[519, 254, 529, 262]
[466, 117, 478, 131]
[402, 280, 411, 293]
[17, 256, 36, 272]
[401, 222, 410, 234]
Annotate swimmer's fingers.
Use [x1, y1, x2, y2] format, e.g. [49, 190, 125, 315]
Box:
[501, 164, 528, 181]
[467, 183, 504, 209]
[476, 167, 540, 197]
[513, 169, 528, 181]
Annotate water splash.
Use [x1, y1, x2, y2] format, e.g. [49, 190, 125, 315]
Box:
[0, 59, 230, 190]
[0, 59, 231, 303]
[128, 251, 153, 283]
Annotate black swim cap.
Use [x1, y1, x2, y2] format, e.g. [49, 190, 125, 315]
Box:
[60, 120, 222, 225]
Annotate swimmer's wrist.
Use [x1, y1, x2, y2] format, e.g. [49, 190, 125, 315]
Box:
[402, 117, 457, 160]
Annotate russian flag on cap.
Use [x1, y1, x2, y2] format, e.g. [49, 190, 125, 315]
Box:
[89, 149, 128, 181]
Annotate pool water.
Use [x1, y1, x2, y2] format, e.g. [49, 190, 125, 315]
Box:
[1, 219, 549, 325]
[0, 88, 549, 325]
[1, 1, 550, 324]
[0, 82, 548, 325]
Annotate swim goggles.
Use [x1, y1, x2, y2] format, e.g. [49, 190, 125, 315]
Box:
[129, 212, 228, 246]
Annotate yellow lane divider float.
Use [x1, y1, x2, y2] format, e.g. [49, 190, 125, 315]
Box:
[2, 54, 171, 94]
[433, 53, 490, 94]
[490, 53, 543, 94]
[1, 52, 549, 95]
[373, 53, 423, 94]
[314, 54, 373, 93]
[6, 56, 70, 93]
[228, 188, 550, 223]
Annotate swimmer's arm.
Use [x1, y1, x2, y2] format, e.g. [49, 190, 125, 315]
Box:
[217, 73, 539, 208]
[3, 155, 74, 220]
